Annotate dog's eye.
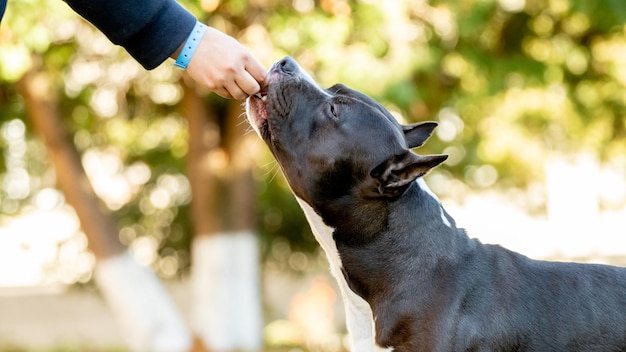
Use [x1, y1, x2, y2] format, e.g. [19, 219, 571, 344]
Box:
[327, 103, 338, 119]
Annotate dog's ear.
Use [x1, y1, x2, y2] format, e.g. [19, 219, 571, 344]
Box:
[402, 122, 438, 149]
[370, 152, 448, 198]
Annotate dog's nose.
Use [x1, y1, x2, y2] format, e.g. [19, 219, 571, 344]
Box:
[277, 57, 298, 75]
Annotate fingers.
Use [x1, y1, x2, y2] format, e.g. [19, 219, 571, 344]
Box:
[209, 70, 257, 100]
[213, 87, 234, 100]
[227, 54, 266, 98]
[222, 59, 265, 99]
[224, 81, 250, 100]
[215, 73, 258, 100]
[235, 70, 262, 98]
[185, 25, 267, 99]
[245, 59, 267, 88]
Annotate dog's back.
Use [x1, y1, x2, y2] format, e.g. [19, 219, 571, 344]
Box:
[446, 243, 626, 351]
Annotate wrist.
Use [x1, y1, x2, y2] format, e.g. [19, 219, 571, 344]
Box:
[173, 21, 208, 70]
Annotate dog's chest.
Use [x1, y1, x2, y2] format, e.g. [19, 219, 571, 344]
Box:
[295, 197, 394, 351]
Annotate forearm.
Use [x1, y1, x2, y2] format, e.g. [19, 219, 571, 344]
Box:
[63, 0, 196, 69]
[64, 0, 266, 99]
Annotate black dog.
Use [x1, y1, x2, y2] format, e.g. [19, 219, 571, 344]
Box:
[247, 57, 626, 352]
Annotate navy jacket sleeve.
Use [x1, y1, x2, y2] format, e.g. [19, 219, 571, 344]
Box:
[63, 0, 197, 69]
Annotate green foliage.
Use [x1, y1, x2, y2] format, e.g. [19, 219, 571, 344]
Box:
[2, 0, 626, 278]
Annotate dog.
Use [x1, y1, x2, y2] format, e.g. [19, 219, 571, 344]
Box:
[246, 57, 626, 352]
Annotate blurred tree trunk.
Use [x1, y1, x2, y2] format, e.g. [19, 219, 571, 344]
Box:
[19, 69, 193, 352]
[181, 78, 262, 351]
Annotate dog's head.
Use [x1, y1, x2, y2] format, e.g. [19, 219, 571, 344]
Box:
[247, 57, 447, 230]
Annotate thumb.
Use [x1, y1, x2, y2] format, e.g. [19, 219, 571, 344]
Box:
[245, 58, 267, 86]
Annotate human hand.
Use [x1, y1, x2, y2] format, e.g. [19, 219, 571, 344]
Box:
[185, 26, 266, 100]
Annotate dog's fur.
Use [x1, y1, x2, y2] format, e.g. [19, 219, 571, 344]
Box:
[246, 57, 626, 352]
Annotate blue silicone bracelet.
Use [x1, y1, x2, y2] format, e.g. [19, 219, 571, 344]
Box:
[174, 22, 208, 69]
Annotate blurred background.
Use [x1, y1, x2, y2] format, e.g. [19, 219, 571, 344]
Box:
[1, 0, 626, 351]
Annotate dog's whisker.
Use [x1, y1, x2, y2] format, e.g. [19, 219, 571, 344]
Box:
[265, 163, 281, 184]
[260, 158, 278, 172]
[243, 125, 256, 135]
[258, 158, 280, 178]
[259, 158, 276, 168]
[237, 113, 250, 125]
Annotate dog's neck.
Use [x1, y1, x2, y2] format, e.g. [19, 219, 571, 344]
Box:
[332, 178, 474, 345]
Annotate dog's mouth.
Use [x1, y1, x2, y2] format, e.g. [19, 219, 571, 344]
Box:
[246, 57, 306, 141]
[246, 86, 269, 135]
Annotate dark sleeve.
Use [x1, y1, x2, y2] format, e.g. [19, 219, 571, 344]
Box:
[63, 0, 197, 69]
[0, 0, 6, 24]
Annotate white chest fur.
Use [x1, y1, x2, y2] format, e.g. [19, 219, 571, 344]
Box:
[295, 197, 390, 351]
